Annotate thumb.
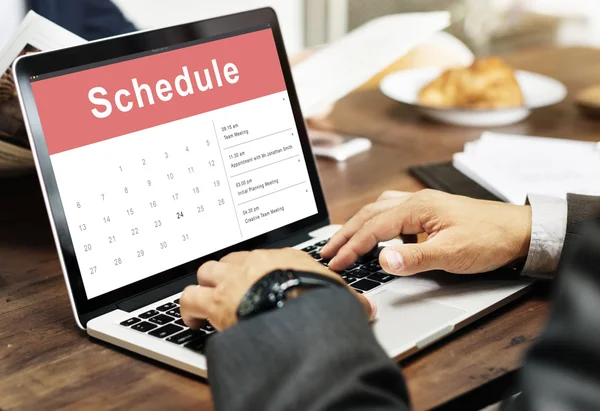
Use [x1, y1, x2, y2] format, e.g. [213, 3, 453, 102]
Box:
[353, 289, 377, 321]
[379, 242, 447, 276]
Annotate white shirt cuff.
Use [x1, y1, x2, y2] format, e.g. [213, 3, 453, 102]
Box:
[522, 194, 568, 279]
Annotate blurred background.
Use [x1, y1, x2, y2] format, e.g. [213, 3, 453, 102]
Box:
[112, 0, 600, 56]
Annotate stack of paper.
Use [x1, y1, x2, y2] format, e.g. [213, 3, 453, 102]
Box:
[453, 132, 600, 204]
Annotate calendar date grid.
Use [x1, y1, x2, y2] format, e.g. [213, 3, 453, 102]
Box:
[68, 131, 234, 281]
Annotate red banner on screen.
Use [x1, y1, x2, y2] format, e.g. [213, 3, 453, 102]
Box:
[32, 29, 287, 155]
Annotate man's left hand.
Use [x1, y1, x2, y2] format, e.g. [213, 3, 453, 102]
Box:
[180, 248, 376, 331]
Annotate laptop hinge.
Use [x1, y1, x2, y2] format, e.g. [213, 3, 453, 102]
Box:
[117, 273, 197, 313]
[263, 220, 329, 249]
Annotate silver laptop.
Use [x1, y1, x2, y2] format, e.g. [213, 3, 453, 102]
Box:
[14, 8, 531, 378]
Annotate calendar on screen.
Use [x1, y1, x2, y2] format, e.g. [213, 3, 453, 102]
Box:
[30, 28, 317, 299]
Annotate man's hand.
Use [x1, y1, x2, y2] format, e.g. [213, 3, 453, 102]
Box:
[321, 189, 532, 276]
[180, 248, 375, 331]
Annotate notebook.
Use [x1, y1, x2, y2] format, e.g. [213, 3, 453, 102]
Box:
[453, 132, 600, 205]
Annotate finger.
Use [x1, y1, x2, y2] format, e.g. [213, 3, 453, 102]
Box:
[379, 241, 448, 276]
[377, 190, 411, 202]
[197, 260, 234, 287]
[179, 285, 216, 329]
[328, 205, 424, 271]
[321, 198, 408, 260]
[353, 290, 378, 322]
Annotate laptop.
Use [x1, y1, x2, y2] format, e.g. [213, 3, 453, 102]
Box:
[14, 8, 532, 378]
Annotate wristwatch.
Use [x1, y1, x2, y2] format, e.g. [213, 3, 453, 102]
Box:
[237, 269, 343, 320]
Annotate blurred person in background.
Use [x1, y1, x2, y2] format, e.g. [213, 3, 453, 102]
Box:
[1, 0, 135, 47]
[0, 0, 135, 147]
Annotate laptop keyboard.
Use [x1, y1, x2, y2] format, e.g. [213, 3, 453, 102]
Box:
[304, 238, 390, 294]
[119, 238, 391, 352]
[120, 298, 215, 353]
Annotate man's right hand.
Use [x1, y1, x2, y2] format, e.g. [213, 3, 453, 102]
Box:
[321, 190, 532, 276]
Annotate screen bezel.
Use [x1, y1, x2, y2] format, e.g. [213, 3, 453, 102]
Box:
[14, 8, 329, 325]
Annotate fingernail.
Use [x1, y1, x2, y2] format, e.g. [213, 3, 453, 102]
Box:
[368, 298, 378, 321]
[328, 257, 337, 267]
[384, 248, 403, 270]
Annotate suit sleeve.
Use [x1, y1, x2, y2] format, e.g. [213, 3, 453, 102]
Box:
[522, 194, 567, 278]
[566, 194, 600, 239]
[503, 219, 600, 411]
[206, 287, 411, 411]
[522, 194, 600, 279]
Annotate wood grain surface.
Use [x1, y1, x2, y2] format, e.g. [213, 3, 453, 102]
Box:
[2, 46, 599, 411]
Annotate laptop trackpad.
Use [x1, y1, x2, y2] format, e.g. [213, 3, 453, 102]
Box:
[370, 290, 466, 356]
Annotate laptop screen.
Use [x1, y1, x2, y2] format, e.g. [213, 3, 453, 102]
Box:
[29, 27, 318, 299]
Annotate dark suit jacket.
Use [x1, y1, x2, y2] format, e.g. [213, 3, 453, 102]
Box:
[566, 194, 600, 242]
[29, 0, 136, 41]
[206, 195, 600, 411]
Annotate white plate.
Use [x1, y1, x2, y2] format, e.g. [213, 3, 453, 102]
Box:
[380, 67, 567, 127]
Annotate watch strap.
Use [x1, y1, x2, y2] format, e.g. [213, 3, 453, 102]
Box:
[237, 269, 343, 320]
[291, 270, 345, 289]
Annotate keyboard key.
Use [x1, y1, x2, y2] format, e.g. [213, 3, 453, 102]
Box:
[199, 320, 215, 332]
[175, 319, 187, 327]
[368, 273, 395, 283]
[351, 279, 380, 292]
[357, 246, 384, 264]
[148, 314, 174, 325]
[363, 262, 382, 272]
[167, 328, 206, 345]
[174, 299, 180, 304]
[302, 245, 318, 253]
[131, 321, 158, 332]
[139, 309, 159, 319]
[334, 263, 359, 274]
[120, 317, 141, 327]
[185, 333, 213, 353]
[341, 275, 356, 285]
[166, 307, 181, 318]
[149, 323, 183, 339]
[309, 251, 321, 259]
[346, 269, 370, 278]
[315, 239, 329, 247]
[156, 302, 177, 312]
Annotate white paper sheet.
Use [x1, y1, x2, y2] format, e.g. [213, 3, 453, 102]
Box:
[453, 132, 600, 204]
[0, 11, 85, 74]
[292, 12, 451, 118]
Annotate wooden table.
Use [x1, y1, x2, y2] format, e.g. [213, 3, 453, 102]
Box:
[1, 46, 598, 411]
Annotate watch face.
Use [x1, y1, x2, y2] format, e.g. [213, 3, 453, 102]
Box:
[238, 270, 296, 318]
[237, 276, 270, 317]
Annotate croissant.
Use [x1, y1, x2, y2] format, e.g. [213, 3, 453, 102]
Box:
[418, 57, 524, 109]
